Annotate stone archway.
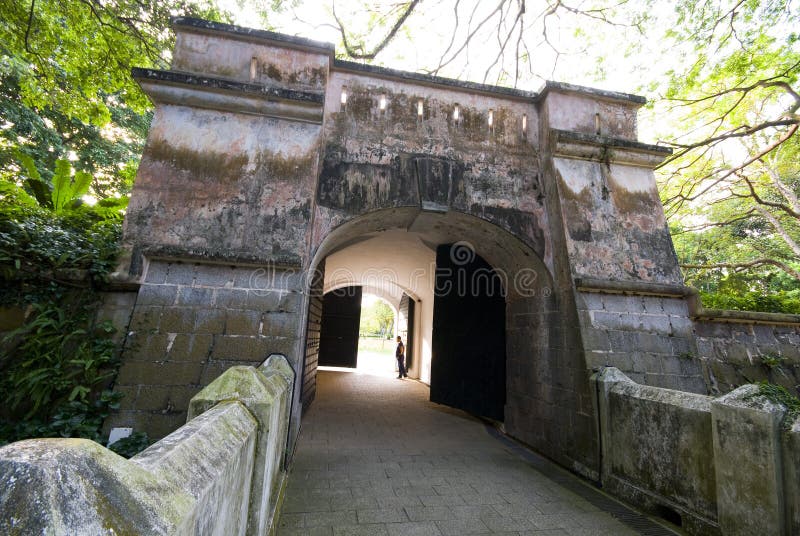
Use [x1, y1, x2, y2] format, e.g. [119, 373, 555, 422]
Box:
[298, 208, 585, 469]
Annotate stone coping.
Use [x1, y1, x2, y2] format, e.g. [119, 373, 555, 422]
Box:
[576, 277, 800, 326]
[141, 245, 303, 269]
[691, 307, 800, 326]
[172, 16, 335, 53]
[332, 59, 537, 101]
[537, 81, 646, 105]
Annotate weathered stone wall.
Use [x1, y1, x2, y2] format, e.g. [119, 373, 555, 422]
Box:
[106, 260, 303, 437]
[553, 157, 680, 284]
[784, 419, 800, 535]
[113, 20, 332, 443]
[171, 21, 331, 92]
[123, 102, 322, 268]
[694, 319, 800, 396]
[596, 368, 716, 534]
[0, 355, 294, 536]
[315, 67, 547, 263]
[595, 367, 799, 536]
[505, 290, 599, 478]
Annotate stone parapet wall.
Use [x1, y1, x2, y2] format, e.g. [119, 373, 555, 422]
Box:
[0, 355, 295, 536]
[595, 367, 799, 536]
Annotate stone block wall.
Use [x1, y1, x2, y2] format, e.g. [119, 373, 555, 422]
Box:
[95, 289, 138, 347]
[0, 356, 295, 536]
[505, 291, 598, 479]
[577, 288, 707, 394]
[107, 259, 304, 439]
[694, 320, 800, 396]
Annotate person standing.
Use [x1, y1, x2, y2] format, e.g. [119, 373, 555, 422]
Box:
[395, 336, 408, 379]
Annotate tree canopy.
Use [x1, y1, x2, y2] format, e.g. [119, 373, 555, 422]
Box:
[359, 298, 394, 338]
[0, 0, 237, 201]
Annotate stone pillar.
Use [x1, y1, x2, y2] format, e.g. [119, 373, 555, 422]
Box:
[592, 366, 635, 483]
[783, 416, 800, 535]
[188, 355, 294, 536]
[711, 384, 787, 535]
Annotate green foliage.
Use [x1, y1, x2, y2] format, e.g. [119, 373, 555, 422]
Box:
[1, 301, 118, 419]
[698, 289, 800, 314]
[0, 1, 234, 201]
[51, 160, 92, 213]
[761, 354, 786, 370]
[0, 180, 123, 304]
[359, 299, 394, 337]
[0, 0, 230, 124]
[109, 431, 151, 459]
[653, 0, 800, 308]
[0, 175, 123, 446]
[748, 381, 800, 430]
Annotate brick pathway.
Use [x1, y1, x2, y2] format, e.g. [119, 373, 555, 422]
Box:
[276, 370, 663, 536]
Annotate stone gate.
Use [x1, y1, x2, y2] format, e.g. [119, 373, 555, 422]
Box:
[106, 17, 800, 487]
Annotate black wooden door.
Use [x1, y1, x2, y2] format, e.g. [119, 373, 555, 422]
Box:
[318, 286, 362, 368]
[430, 244, 506, 421]
[399, 293, 415, 369]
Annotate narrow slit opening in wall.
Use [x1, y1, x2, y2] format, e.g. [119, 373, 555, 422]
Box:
[250, 57, 257, 82]
[522, 113, 528, 140]
[379, 94, 387, 112]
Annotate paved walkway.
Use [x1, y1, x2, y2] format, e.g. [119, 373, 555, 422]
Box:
[276, 370, 671, 536]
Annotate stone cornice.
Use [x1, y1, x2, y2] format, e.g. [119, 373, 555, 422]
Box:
[132, 68, 324, 123]
[552, 129, 672, 168]
[574, 277, 693, 298]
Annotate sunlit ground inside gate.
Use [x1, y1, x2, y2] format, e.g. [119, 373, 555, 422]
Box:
[319, 336, 399, 378]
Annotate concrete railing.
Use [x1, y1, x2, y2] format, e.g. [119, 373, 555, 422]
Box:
[594, 367, 799, 536]
[0, 353, 295, 535]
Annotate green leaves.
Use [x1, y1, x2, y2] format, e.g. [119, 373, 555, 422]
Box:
[51, 159, 91, 212]
[0, 0, 232, 124]
[0, 302, 118, 420]
[651, 0, 800, 304]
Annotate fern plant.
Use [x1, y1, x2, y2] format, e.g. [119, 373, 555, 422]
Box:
[1, 300, 118, 420]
